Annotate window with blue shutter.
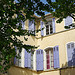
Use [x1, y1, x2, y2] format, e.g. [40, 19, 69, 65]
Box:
[29, 20, 35, 34]
[28, 49, 31, 68]
[24, 49, 28, 67]
[73, 48, 75, 66]
[45, 18, 55, 36]
[53, 46, 60, 68]
[67, 42, 75, 67]
[36, 49, 44, 71]
[24, 49, 34, 69]
[65, 16, 72, 26]
[31, 51, 34, 69]
[41, 21, 44, 36]
[45, 48, 54, 69]
[22, 21, 25, 30]
[52, 18, 55, 33]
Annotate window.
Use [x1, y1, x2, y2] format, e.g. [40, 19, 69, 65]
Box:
[41, 18, 55, 36]
[31, 51, 34, 69]
[29, 20, 35, 34]
[36, 49, 44, 71]
[67, 42, 75, 66]
[45, 46, 59, 70]
[45, 21, 53, 35]
[14, 47, 22, 67]
[46, 48, 54, 69]
[24, 49, 34, 69]
[65, 16, 72, 29]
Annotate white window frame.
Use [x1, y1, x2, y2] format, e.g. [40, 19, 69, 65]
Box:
[66, 41, 75, 66]
[44, 47, 54, 70]
[44, 20, 53, 36]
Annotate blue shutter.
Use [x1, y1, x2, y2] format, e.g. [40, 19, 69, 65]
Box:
[40, 50, 44, 70]
[24, 49, 28, 67]
[52, 18, 55, 33]
[67, 43, 73, 66]
[29, 20, 32, 30]
[29, 20, 35, 31]
[36, 50, 39, 70]
[31, 51, 34, 69]
[36, 49, 43, 71]
[41, 21, 44, 36]
[28, 49, 31, 68]
[65, 16, 72, 26]
[53, 46, 60, 68]
[73, 48, 75, 66]
[32, 20, 35, 31]
[56, 46, 60, 68]
[53, 47, 57, 68]
[22, 21, 25, 30]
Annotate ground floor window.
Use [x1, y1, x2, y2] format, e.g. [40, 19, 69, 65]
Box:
[45, 46, 59, 70]
[67, 42, 75, 66]
[46, 48, 54, 69]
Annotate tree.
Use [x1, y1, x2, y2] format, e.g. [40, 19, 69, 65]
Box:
[46, 0, 75, 28]
[0, 0, 51, 73]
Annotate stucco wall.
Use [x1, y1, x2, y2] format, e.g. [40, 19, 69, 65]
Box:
[37, 29, 75, 68]
[8, 66, 38, 75]
[7, 66, 75, 75]
[39, 70, 60, 75]
[61, 67, 75, 75]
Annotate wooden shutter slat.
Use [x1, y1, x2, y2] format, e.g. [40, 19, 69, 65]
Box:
[24, 49, 28, 67]
[41, 21, 44, 36]
[36, 49, 44, 71]
[52, 18, 55, 33]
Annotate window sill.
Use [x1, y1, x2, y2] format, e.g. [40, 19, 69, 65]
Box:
[36, 28, 75, 39]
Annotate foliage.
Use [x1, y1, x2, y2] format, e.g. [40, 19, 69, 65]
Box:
[46, 0, 75, 23]
[0, 0, 51, 73]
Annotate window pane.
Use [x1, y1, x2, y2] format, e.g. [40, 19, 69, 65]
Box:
[47, 65, 50, 69]
[67, 44, 70, 49]
[46, 50, 50, 69]
[50, 24, 53, 34]
[71, 43, 74, 48]
[46, 25, 49, 35]
[47, 60, 50, 64]
[47, 54, 49, 59]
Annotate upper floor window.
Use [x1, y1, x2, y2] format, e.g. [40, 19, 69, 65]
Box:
[41, 18, 55, 36]
[29, 20, 35, 34]
[45, 21, 53, 35]
[65, 16, 72, 29]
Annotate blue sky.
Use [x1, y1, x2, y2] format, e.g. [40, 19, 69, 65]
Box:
[41, 0, 48, 4]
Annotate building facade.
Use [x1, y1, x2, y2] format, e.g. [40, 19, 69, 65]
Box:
[14, 13, 75, 72]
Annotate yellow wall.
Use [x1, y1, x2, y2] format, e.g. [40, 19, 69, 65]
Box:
[37, 29, 75, 68]
[39, 70, 60, 75]
[61, 67, 75, 75]
[8, 66, 75, 75]
[8, 66, 38, 75]
[14, 14, 75, 71]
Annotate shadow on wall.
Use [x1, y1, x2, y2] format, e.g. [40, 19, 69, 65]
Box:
[8, 66, 38, 75]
